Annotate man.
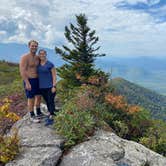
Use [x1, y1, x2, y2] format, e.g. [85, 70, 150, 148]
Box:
[19, 40, 43, 122]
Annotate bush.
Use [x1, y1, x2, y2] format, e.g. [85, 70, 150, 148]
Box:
[90, 103, 112, 127]
[0, 79, 23, 98]
[0, 98, 20, 122]
[54, 101, 95, 148]
[126, 108, 152, 140]
[0, 131, 19, 164]
[0, 94, 26, 135]
[112, 120, 129, 138]
[139, 120, 166, 156]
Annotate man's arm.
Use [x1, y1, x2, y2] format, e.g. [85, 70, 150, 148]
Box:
[19, 55, 31, 90]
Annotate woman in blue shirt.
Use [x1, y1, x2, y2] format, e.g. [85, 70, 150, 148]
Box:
[37, 49, 56, 125]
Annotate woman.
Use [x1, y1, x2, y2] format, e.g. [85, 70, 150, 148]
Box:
[37, 49, 56, 126]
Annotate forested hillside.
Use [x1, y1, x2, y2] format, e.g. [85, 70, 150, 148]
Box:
[0, 60, 23, 97]
[111, 77, 166, 121]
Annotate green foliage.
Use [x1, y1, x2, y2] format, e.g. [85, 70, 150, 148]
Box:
[128, 108, 152, 140]
[54, 101, 95, 148]
[56, 74, 166, 156]
[54, 82, 111, 148]
[139, 120, 166, 156]
[0, 79, 23, 98]
[90, 103, 112, 127]
[111, 77, 166, 121]
[112, 120, 129, 138]
[0, 61, 23, 98]
[0, 131, 19, 164]
[56, 81, 79, 105]
[104, 93, 152, 140]
[55, 14, 105, 89]
[0, 61, 20, 85]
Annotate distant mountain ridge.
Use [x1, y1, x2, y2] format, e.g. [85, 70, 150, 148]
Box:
[1, 42, 166, 95]
[111, 77, 166, 121]
[0, 43, 64, 67]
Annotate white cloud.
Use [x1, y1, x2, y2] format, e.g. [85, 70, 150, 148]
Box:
[125, 0, 147, 5]
[148, 0, 160, 6]
[0, 0, 166, 56]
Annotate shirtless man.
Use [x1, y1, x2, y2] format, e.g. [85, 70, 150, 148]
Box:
[19, 40, 43, 122]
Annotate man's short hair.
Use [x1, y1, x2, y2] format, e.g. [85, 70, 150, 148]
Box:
[28, 40, 38, 46]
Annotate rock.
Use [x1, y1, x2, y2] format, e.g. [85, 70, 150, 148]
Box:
[5, 103, 166, 166]
[60, 130, 166, 166]
[6, 112, 64, 166]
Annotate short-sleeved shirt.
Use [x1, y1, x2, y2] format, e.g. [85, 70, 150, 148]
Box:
[37, 61, 54, 89]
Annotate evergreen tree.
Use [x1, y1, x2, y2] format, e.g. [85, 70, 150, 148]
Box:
[55, 14, 105, 88]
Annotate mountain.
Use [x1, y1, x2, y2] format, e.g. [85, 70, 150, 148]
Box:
[0, 43, 64, 67]
[95, 56, 166, 96]
[1, 42, 166, 95]
[111, 77, 166, 121]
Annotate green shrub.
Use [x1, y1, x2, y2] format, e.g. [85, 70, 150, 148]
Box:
[139, 120, 166, 156]
[90, 103, 112, 127]
[128, 108, 152, 140]
[0, 79, 23, 98]
[112, 120, 129, 138]
[0, 131, 19, 164]
[54, 102, 95, 148]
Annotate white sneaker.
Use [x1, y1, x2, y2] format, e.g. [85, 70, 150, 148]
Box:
[30, 116, 40, 123]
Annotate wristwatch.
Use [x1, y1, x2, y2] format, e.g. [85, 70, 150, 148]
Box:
[53, 85, 56, 88]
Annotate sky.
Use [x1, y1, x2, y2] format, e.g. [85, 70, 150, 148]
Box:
[0, 0, 166, 57]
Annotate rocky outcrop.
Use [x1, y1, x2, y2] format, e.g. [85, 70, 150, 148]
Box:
[5, 104, 166, 166]
[60, 130, 166, 166]
[6, 112, 64, 166]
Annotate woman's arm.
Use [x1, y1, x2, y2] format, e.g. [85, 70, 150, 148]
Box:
[51, 67, 56, 87]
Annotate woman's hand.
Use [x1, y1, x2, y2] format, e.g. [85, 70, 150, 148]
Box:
[51, 87, 56, 93]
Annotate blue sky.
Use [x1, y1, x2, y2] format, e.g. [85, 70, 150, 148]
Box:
[0, 0, 166, 57]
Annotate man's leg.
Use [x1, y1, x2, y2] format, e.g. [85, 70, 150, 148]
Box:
[35, 95, 42, 115]
[28, 98, 40, 123]
[28, 98, 35, 116]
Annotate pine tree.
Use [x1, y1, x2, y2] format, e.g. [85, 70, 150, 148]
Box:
[55, 14, 105, 88]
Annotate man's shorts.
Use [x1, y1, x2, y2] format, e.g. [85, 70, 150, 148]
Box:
[24, 78, 40, 99]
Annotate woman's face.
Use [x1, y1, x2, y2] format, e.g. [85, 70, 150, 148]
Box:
[39, 50, 46, 60]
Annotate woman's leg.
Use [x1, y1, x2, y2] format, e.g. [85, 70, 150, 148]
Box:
[40, 89, 50, 113]
[47, 88, 56, 116]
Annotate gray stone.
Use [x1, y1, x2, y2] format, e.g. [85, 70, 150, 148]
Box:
[60, 130, 166, 166]
[5, 104, 166, 166]
[6, 107, 64, 166]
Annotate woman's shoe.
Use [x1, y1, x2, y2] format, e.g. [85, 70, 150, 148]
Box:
[45, 117, 54, 126]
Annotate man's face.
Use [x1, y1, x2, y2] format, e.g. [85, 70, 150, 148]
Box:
[29, 42, 38, 54]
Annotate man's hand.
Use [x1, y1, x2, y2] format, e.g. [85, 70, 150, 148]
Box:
[25, 82, 31, 91]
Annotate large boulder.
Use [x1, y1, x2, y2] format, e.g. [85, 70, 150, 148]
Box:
[60, 130, 166, 166]
[5, 103, 166, 166]
[6, 113, 64, 166]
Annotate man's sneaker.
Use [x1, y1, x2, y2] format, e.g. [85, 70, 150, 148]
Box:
[30, 116, 40, 123]
[45, 117, 54, 126]
[36, 112, 46, 119]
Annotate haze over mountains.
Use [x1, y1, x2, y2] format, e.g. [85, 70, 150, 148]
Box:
[0, 42, 166, 95]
